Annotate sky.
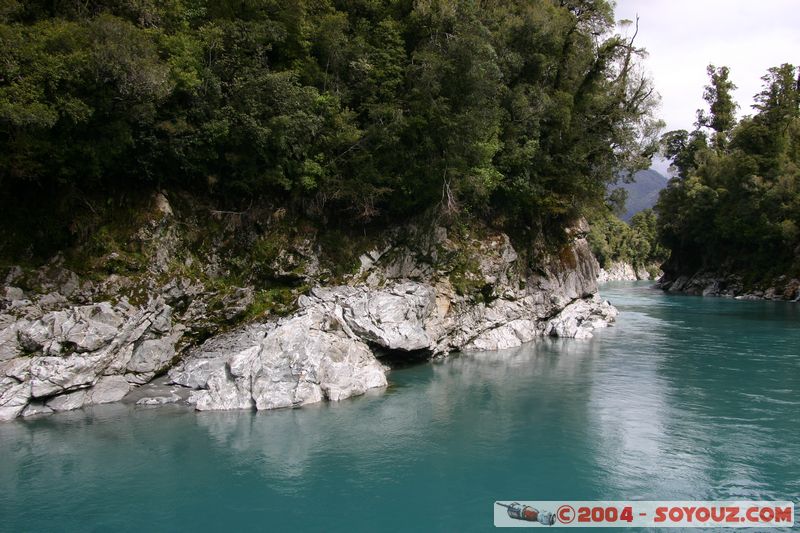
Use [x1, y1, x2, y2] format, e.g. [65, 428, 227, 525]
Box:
[614, 0, 800, 174]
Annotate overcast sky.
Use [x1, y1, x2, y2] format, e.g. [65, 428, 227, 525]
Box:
[614, 1, 800, 172]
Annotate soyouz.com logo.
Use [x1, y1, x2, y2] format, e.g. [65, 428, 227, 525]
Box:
[493, 501, 794, 528]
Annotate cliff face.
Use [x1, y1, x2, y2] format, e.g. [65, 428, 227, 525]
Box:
[0, 194, 616, 420]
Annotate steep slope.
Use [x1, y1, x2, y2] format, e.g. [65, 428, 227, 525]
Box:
[614, 169, 669, 221]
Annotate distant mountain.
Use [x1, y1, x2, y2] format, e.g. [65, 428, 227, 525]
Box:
[613, 168, 669, 221]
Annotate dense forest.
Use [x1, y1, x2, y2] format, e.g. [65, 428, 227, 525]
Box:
[657, 64, 800, 282]
[0, 0, 661, 262]
[588, 207, 666, 273]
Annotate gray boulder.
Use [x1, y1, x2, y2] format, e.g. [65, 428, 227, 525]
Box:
[87, 376, 131, 404]
[544, 296, 619, 339]
[0, 298, 180, 419]
[305, 283, 435, 351]
[0, 379, 30, 420]
[127, 338, 176, 374]
[181, 308, 388, 411]
[47, 389, 88, 412]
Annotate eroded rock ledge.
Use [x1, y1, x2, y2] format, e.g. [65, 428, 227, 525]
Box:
[1, 220, 617, 420]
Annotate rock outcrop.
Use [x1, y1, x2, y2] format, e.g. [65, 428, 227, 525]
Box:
[597, 261, 660, 283]
[657, 272, 800, 301]
[171, 309, 387, 411]
[166, 222, 616, 411]
[597, 261, 638, 283]
[0, 215, 617, 420]
[0, 298, 180, 420]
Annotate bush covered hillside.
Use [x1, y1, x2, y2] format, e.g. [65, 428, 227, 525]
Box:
[657, 64, 800, 283]
[588, 207, 666, 274]
[0, 0, 660, 263]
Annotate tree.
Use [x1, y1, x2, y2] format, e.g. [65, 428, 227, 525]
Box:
[0, 0, 662, 260]
[656, 63, 800, 282]
[660, 129, 708, 179]
[696, 65, 738, 150]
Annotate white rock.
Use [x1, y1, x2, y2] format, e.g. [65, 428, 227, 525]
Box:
[0, 357, 31, 381]
[169, 357, 226, 390]
[127, 338, 175, 374]
[597, 261, 638, 283]
[136, 394, 180, 406]
[3, 286, 25, 302]
[88, 376, 131, 404]
[188, 308, 388, 412]
[29, 355, 103, 398]
[308, 282, 435, 351]
[0, 379, 30, 421]
[545, 297, 618, 339]
[46, 389, 88, 412]
[464, 319, 540, 351]
[0, 220, 619, 420]
[169, 324, 268, 389]
[0, 298, 179, 419]
[21, 401, 53, 417]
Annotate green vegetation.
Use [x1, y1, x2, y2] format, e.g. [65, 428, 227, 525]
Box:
[245, 286, 302, 320]
[588, 208, 666, 271]
[1, 0, 660, 263]
[656, 64, 800, 279]
[448, 249, 484, 298]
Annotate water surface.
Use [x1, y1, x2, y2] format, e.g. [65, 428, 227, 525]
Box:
[1, 282, 799, 531]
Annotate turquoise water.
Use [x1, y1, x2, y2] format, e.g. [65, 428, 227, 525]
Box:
[1, 282, 799, 532]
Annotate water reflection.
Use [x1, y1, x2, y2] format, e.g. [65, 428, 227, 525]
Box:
[191, 338, 603, 483]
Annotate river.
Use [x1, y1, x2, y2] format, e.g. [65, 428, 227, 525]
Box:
[1, 281, 798, 531]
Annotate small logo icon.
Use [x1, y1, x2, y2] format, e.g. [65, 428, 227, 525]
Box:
[496, 502, 556, 526]
[557, 504, 576, 524]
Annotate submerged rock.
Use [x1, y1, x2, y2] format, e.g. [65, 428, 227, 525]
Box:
[136, 394, 181, 406]
[123, 375, 190, 406]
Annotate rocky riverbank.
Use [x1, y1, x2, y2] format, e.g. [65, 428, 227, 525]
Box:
[657, 272, 800, 301]
[597, 261, 660, 283]
[0, 194, 617, 420]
